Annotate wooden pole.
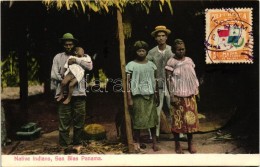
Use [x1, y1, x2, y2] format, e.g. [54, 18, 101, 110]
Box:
[18, 49, 28, 122]
[18, 25, 29, 123]
[116, 9, 135, 153]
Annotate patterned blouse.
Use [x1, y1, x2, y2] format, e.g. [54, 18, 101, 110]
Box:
[165, 57, 199, 97]
[125, 61, 157, 96]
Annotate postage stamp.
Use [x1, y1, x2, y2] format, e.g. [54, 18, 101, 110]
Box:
[205, 8, 253, 64]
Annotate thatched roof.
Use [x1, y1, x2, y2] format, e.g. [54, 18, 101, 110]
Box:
[42, 0, 173, 14]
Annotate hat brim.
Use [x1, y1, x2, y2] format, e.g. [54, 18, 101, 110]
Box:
[151, 29, 171, 37]
[59, 38, 78, 44]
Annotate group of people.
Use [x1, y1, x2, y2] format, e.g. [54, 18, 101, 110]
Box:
[51, 25, 199, 154]
[126, 25, 199, 153]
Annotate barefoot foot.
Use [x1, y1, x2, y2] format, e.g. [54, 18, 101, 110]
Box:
[57, 95, 64, 102]
[152, 145, 160, 151]
[188, 145, 197, 154]
[175, 142, 184, 154]
[188, 141, 197, 153]
[175, 147, 184, 154]
[73, 145, 82, 154]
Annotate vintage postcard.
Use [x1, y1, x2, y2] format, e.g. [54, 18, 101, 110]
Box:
[1, 0, 259, 166]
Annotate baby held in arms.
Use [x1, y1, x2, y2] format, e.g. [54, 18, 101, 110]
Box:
[57, 47, 90, 104]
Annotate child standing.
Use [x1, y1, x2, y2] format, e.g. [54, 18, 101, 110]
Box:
[165, 39, 199, 154]
[57, 47, 91, 104]
[126, 41, 160, 152]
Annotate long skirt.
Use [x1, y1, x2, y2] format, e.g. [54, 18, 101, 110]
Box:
[171, 95, 199, 133]
[131, 95, 158, 130]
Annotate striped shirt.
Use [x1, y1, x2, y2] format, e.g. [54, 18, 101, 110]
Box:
[165, 57, 199, 97]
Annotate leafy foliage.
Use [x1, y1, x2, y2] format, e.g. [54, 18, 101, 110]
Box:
[27, 53, 41, 86]
[42, 0, 173, 14]
[1, 51, 40, 87]
[1, 51, 19, 87]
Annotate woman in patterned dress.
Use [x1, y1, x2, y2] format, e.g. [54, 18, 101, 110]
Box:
[165, 39, 199, 154]
[126, 41, 160, 152]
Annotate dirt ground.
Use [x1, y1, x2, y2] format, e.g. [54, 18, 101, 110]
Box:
[2, 126, 257, 155]
[1, 127, 254, 155]
[1, 86, 259, 155]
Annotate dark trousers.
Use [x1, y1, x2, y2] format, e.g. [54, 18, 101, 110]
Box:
[58, 96, 86, 146]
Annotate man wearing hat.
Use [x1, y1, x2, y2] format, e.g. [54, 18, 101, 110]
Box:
[147, 25, 174, 140]
[51, 33, 93, 147]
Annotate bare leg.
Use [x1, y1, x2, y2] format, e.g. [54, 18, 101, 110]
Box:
[134, 129, 140, 144]
[151, 127, 160, 151]
[57, 74, 73, 102]
[56, 91, 64, 102]
[133, 129, 141, 151]
[187, 133, 197, 153]
[63, 78, 78, 104]
[173, 132, 183, 154]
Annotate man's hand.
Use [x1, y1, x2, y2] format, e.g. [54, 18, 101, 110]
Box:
[170, 96, 176, 106]
[127, 98, 133, 110]
[68, 58, 76, 65]
[196, 93, 200, 102]
[154, 93, 160, 107]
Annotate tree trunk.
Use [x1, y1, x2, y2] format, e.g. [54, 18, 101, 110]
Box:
[18, 49, 28, 122]
[116, 9, 134, 153]
[18, 24, 29, 123]
[1, 105, 7, 145]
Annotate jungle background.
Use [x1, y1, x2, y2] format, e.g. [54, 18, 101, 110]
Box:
[1, 0, 259, 154]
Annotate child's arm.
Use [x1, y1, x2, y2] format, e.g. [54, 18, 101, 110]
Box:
[68, 55, 93, 71]
[67, 56, 77, 66]
[126, 73, 133, 109]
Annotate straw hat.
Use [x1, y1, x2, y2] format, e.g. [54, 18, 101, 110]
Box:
[151, 25, 171, 37]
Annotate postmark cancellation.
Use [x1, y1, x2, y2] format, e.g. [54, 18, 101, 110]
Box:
[205, 8, 253, 64]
